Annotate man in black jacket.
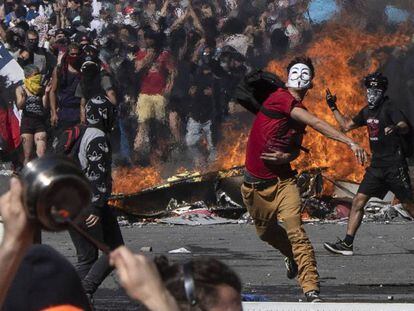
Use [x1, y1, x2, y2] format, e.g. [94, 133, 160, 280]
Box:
[68, 57, 124, 300]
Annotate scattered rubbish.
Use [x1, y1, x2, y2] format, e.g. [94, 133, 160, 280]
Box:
[140, 246, 152, 252]
[168, 247, 192, 254]
[117, 216, 130, 227]
[216, 189, 243, 209]
[393, 204, 414, 220]
[0, 169, 13, 176]
[109, 165, 411, 225]
[159, 212, 238, 226]
[238, 212, 253, 224]
[333, 202, 351, 219]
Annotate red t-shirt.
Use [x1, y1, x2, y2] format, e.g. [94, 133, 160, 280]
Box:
[245, 88, 306, 180]
[135, 50, 174, 95]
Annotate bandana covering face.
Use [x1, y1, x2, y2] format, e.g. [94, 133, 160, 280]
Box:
[366, 88, 384, 110]
[286, 63, 312, 90]
[24, 74, 42, 95]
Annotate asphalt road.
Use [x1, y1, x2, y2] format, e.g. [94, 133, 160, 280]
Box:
[43, 222, 414, 310]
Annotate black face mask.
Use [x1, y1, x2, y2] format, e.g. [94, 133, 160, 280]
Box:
[26, 40, 39, 52]
[18, 58, 32, 68]
[56, 37, 68, 45]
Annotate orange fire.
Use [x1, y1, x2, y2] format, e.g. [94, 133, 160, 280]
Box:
[215, 23, 412, 183]
[112, 23, 412, 195]
[269, 23, 411, 181]
[112, 166, 162, 194]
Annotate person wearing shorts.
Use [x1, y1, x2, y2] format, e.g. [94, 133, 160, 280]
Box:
[324, 72, 414, 256]
[16, 65, 49, 165]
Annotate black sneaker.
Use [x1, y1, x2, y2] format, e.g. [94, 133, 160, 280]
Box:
[305, 290, 323, 302]
[284, 257, 298, 279]
[324, 239, 353, 256]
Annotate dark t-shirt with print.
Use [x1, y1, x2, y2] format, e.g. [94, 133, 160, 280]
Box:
[352, 100, 407, 167]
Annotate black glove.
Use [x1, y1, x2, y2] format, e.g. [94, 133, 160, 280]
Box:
[326, 88, 338, 111]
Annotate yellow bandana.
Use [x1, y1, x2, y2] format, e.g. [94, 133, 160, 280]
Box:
[24, 74, 42, 95]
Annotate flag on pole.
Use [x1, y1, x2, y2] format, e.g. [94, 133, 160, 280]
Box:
[0, 42, 24, 154]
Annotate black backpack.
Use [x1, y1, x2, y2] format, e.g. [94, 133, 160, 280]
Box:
[233, 69, 286, 118]
[233, 69, 309, 153]
[53, 125, 86, 165]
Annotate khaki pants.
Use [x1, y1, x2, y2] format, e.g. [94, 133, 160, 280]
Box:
[241, 177, 319, 293]
[135, 94, 166, 123]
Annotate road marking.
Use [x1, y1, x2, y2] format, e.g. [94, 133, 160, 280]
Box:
[242, 302, 414, 311]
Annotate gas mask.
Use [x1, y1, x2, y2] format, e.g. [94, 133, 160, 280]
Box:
[366, 88, 384, 110]
[286, 63, 312, 90]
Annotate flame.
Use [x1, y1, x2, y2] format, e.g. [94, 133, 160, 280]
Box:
[112, 166, 163, 194]
[288, 23, 410, 181]
[215, 23, 412, 183]
[112, 22, 413, 195]
[213, 121, 249, 171]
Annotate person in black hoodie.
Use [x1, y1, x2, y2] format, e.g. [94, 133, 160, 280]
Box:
[67, 55, 124, 302]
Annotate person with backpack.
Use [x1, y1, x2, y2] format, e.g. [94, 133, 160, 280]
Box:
[324, 72, 414, 256]
[240, 56, 367, 302]
[65, 56, 124, 303]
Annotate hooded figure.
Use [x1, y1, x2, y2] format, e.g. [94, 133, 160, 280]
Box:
[85, 95, 115, 133]
[69, 57, 124, 298]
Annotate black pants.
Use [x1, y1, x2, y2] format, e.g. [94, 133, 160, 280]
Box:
[69, 205, 124, 294]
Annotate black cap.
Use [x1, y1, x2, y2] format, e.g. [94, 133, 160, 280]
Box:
[364, 72, 388, 90]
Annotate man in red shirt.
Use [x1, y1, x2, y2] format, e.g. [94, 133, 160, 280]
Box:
[241, 56, 367, 302]
[133, 29, 176, 159]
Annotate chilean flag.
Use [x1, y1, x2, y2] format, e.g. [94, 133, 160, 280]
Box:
[0, 43, 24, 154]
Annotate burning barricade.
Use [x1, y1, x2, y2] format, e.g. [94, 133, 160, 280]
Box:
[110, 164, 413, 226]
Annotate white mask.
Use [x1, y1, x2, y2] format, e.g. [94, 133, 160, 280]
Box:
[286, 63, 312, 90]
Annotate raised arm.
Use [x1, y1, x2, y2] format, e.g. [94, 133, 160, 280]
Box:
[291, 107, 368, 165]
[0, 178, 35, 307]
[326, 89, 361, 132]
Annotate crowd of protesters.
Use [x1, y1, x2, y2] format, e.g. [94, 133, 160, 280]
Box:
[1, 0, 414, 310]
[0, 0, 314, 168]
[0, 1, 313, 309]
